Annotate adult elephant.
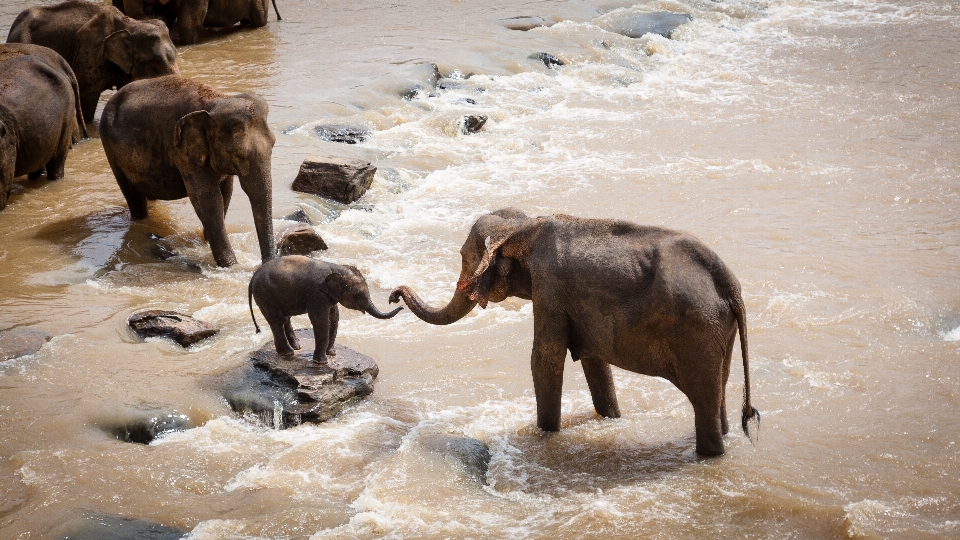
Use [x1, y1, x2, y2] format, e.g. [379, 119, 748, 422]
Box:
[0, 43, 87, 141]
[100, 76, 275, 267]
[0, 55, 84, 210]
[7, 0, 179, 122]
[389, 208, 760, 456]
[112, 0, 282, 45]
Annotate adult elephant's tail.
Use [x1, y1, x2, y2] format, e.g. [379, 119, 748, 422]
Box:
[248, 281, 261, 334]
[732, 294, 760, 442]
[272, 0, 282, 20]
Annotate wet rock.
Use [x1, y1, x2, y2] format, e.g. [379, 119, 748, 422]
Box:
[315, 124, 371, 144]
[58, 513, 187, 540]
[499, 15, 555, 31]
[277, 223, 328, 256]
[422, 434, 492, 484]
[0, 328, 51, 361]
[601, 11, 692, 39]
[223, 329, 379, 427]
[128, 310, 219, 347]
[534, 52, 565, 68]
[398, 63, 442, 100]
[292, 156, 377, 205]
[107, 412, 193, 444]
[455, 97, 478, 105]
[461, 115, 488, 134]
[281, 207, 313, 225]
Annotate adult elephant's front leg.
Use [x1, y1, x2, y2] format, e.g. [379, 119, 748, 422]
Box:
[531, 306, 569, 432]
[185, 173, 236, 267]
[581, 358, 621, 419]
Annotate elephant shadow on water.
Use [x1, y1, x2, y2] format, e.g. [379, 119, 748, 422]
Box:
[33, 207, 206, 280]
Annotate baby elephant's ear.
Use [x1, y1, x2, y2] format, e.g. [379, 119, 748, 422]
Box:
[320, 272, 346, 299]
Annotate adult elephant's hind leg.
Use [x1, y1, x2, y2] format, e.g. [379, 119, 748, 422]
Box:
[688, 384, 725, 457]
[106, 154, 148, 219]
[581, 358, 621, 419]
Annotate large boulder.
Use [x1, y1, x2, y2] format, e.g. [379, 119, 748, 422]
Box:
[277, 223, 328, 256]
[222, 329, 379, 428]
[600, 11, 692, 39]
[291, 156, 377, 204]
[128, 310, 219, 347]
[0, 328, 51, 361]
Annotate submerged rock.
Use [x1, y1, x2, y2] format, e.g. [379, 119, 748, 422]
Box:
[461, 115, 488, 134]
[315, 124, 371, 144]
[128, 310, 219, 347]
[277, 223, 328, 256]
[292, 156, 377, 204]
[281, 207, 313, 225]
[601, 11, 692, 39]
[0, 328, 51, 361]
[222, 329, 379, 428]
[534, 52, 565, 68]
[398, 63, 442, 100]
[107, 412, 193, 444]
[421, 434, 492, 484]
[499, 15, 555, 31]
[57, 513, 187, 540]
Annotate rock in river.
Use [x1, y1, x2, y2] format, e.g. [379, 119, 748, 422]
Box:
[128, 310, 219, 347]
[277, 223, 328, 256]
[222, 328, 379, 428]
[291, 156, 377, 204]
[601, 11, 692, 39]
[0, 328, 51, 361]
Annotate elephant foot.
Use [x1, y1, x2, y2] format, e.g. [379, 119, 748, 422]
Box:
[276, 347, 296, 358]
[325, 348, 336, 357]
[311, 353, 329, 364]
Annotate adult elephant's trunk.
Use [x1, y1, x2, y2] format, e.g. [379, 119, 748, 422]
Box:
[364, 297, 402, 320]
[389, 285, 477, 325]
[239, 162, 275, 263]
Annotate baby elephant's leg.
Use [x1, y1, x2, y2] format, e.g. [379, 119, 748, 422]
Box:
[326, 305, 339, 356]
[307, 306, 331, 362]
[263, 310, 294, 356]
[285, 318, 300, 350]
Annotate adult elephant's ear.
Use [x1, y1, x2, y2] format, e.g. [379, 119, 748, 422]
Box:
[103, 30, 133, 74]
[175, 110, 211, 167]
[457, 219, 525, 307]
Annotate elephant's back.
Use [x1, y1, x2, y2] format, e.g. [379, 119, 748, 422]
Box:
[6, 2, 101, 61]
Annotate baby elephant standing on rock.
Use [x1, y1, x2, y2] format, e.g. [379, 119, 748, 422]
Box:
[249, 256, 402, 361]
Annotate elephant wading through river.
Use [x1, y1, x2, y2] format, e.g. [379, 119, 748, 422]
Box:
[390, 208, 760, 457]
[100, 75, 275, 267]
[112, 0, 282, 45]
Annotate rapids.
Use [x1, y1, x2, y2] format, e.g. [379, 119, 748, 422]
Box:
[1, 0, 958, 538]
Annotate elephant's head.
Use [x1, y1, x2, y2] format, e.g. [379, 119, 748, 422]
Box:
[390, 207, 537, 325]
[323, 266, 403, 320]
[76, 7, 179, 83]
[174, 93, 277, 263]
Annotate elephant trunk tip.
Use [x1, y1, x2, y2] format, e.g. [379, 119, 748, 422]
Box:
[367, 305, 403, 320]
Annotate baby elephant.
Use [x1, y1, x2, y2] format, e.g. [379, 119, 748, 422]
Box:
[249, 256, 402, 361]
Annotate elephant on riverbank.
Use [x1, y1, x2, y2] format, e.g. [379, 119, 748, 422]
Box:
[6, 0, 179, 122]
[249, 256, 402, 362]
[389, 208, 760, 456]
[112, 0, 282, 45]
[0, 55, 85, 211]
[100, 75, 276, 267]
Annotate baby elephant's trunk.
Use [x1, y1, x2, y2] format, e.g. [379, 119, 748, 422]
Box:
[365, 299, 402, 320]
[249, 281, 261, 333]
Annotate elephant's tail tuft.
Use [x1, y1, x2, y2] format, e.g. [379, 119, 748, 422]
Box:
[733, 293, 760, 444]
[249, 281, 261, 333]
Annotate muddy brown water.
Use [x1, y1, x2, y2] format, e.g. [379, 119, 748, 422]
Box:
[1, 0, 959, 538]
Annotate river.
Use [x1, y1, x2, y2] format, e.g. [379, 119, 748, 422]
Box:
[1, 0, 958, 538]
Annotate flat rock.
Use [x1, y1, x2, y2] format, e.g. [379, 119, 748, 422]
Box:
[601, 11, 692, 39]
[315, 124, 371, 144]
[240, 328, 379, 425]
[128, 310, 219, 347]
[0, 328, 51, 361]
[292, 156, 377, 205]
[499, 15, 555, 31]
[277, 223, 328, 256]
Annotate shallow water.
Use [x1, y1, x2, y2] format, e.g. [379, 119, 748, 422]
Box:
[1, 0, 959, 538]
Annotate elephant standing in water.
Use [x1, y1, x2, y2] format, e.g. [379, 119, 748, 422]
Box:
[249, 256, 402, 362]
[390, 208, 760, 456]
[0, 55, 85, 210]
[100, 75, 276, 267]
[112, 0, 282, 45]
[6, 0, 179, 123]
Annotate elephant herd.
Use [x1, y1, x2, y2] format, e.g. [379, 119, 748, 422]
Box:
[1, 0, 760, 457]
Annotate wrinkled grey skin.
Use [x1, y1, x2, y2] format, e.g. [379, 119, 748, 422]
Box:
[0, 44, 88, 141]
[7, 0, 179, 122]
[0, 55, 83, 211]
[390, 208, 760, 456]
[112, 0, 282, 45]
[100, 75, 275, 267]
[249, 256, 402, 362]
